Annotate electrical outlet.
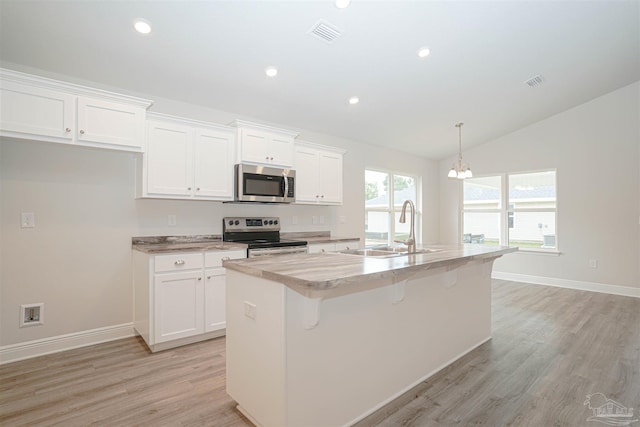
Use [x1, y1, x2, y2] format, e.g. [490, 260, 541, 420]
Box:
[312, 216, 318, 225]
[168, 215, 177, 226]
[339, 215, 347, 224]
[244, 301, 257, 320]
[21, 212, 35, 228]
[319, 215, 325, 225]
[20, 303, 44, 327]
[589, 259, 598, 269]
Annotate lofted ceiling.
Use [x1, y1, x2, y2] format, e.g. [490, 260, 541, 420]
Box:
[1, 0, 638, 160]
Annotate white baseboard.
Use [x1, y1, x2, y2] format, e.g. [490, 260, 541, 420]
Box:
[492, 271, 640, 298]
[0, 323, 135, 365]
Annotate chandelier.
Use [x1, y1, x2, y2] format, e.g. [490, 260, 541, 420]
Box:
[447, 122, 472, 179]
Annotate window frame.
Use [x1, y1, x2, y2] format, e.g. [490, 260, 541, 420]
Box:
[365, 169, 422, 247]
[460, 169, 558, 253]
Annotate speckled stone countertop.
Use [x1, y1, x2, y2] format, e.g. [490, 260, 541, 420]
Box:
[223, 245, 517, 299]
[132, 235, 247, 254]
[131, 233, 360, 254]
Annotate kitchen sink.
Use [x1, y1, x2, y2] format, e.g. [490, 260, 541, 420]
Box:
[339, 245, 442, 258]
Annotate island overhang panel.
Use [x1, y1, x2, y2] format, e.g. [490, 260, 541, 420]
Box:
[224, 245, 516, 427]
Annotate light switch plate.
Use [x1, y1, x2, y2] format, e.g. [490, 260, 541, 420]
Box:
[21, 212, 35, 228]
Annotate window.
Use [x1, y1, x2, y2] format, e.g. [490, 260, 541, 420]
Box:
[462, 170, 557, 251]
[365, 170, 419, 246]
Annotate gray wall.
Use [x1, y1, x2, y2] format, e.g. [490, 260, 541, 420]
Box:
[439, 82, 640, 289]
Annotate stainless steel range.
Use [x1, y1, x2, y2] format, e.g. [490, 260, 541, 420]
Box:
[222, 217, 308, 258]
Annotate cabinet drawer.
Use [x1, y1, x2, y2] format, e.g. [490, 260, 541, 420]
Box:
[205, 250, 247, 268]
[154, 252, 203, 273]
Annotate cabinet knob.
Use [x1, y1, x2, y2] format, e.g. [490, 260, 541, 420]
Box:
[321, 195, 324, 198]
[198, 277, 202, 281]
[187, 187, 192, 191]
[174, 259, 185, 266]
[196, 188, 200, 191]
[270, 157, 274, 161]
[316, 195, 320, 198]
[79, 129, 85, 134]
[65, 128, 71, 133]
[265, 156, 269, 160]
[207, 276, 212, 280]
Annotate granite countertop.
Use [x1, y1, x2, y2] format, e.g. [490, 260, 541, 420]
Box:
[132, 235, 247, 254]
[223, 244, 518, 299]
[132, 232, 360, 254]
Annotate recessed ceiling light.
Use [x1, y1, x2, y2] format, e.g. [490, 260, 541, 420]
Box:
[349, 96, 359, 105]
[417, 47, 430, 58]
[265, 67, 278, 77]
[335, 0, 351, 9]
[134, 19, 152, 35]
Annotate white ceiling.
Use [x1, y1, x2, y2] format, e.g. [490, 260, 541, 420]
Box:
[1, 0, 638, 159]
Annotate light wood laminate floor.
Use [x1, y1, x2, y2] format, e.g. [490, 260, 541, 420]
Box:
[1, 280, 639, 426]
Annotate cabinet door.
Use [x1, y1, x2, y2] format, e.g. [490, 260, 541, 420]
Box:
[294, 146, 320, 203]
[193, 127, 234, 200]
[77, 96, 145, 151]
[319, 150, 343, 204]
[240, 129, 269, 164]
[204, 268, 226, 332]
[146, 120, 193, 196]
[308, 243, 336, 254]
[153, 270, 204, 343]
[0, 81, 74, 141]
[269, 133, 294, 167]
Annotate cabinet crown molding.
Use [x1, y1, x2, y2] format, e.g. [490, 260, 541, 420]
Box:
[295, 140, 347, 155]
[147, 112, 235, 134]
[0, 68, 153, 109]
[230, 119, 299, 138]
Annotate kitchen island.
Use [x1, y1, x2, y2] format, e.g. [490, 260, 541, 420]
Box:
[223, 244, 516, 427]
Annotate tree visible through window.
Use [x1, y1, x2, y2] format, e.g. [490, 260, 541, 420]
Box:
[365, 170, 419, 246]
[462, 170, 557, 250]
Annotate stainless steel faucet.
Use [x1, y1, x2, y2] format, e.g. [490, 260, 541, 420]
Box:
[395, 199, 416, 253]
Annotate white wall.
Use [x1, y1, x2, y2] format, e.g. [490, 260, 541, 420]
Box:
[439, 82, 640, 289]
[0, 67, 437, 347]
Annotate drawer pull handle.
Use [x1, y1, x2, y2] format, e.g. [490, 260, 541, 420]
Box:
[174, 259, 185, 266]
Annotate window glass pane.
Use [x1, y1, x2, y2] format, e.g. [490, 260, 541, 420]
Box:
[463, 212, 500, 245]
[365, 170, 388, 207]
[394, 211, 411, 242]
[463, 176, 502, 210]
[509, 171, 556, 208]
[393, 175, 417, 208]
[508, 211, 556, 249]
[365, 211, 389, 246]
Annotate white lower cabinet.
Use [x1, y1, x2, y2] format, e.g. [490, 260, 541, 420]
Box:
[133, 248, 246, 352]
[154, 270, 204, 343]
[308, 240, 360, 254]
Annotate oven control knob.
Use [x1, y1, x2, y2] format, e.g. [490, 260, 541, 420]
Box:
[234, 220, 240, 225]
[228, 220, 233, 226]
[274, 220, 278, 225]
[267, 220, 273, 225]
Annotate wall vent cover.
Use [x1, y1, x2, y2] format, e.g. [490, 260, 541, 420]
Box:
[525, 74, 544, 87]
[307, 19, 343, 44]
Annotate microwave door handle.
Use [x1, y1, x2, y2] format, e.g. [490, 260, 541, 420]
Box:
[283, 173, 289, 201]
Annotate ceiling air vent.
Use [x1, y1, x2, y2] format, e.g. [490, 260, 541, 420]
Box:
[524, 74, 544, 88]
[308, 19, 343, 44]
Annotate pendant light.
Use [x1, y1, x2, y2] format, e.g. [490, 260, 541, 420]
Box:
[447, 122, 472, 179]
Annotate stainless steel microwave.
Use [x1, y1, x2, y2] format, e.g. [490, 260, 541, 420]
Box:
[235, 164, 296, 203]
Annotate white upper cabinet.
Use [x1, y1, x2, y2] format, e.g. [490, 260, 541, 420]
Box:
[140, 113, 235, 201]
[294, 141, 345, 205]
[0, 68, 152, 151]
[76, 96, 146, 150]
[232, 120, 298, 168]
